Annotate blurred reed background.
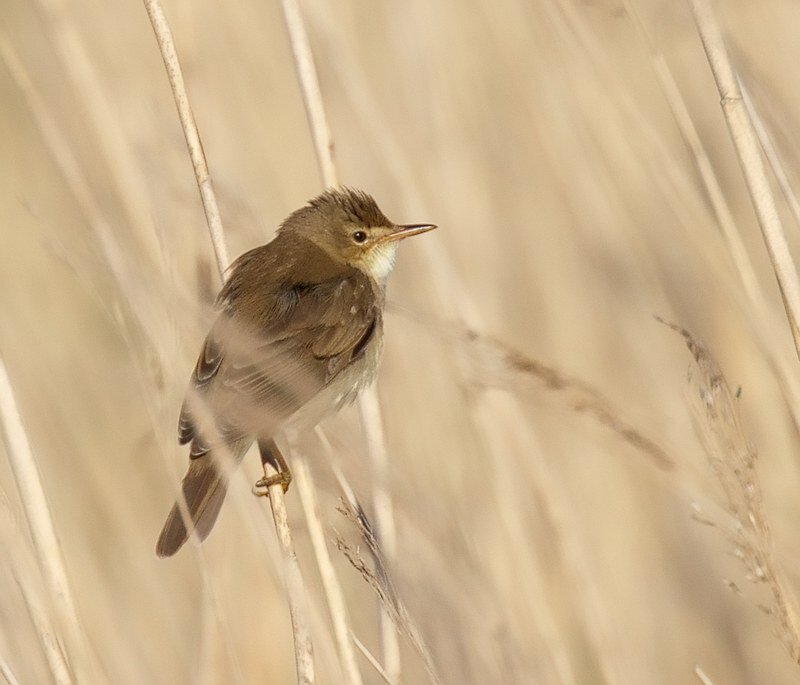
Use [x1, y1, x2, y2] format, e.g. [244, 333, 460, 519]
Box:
[2, 0, 800, 683]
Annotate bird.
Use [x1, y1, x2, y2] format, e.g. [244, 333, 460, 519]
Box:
[156, 188, 436, 556]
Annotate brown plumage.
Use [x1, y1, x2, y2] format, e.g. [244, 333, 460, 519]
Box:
[156, 188, 435, 556]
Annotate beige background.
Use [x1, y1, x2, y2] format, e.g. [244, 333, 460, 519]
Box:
[2, 0, 800, 683]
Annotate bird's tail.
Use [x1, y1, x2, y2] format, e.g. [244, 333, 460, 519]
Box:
[156, 441, 249, 557]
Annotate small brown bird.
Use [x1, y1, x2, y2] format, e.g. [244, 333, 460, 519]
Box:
[156, 188, 435, 556]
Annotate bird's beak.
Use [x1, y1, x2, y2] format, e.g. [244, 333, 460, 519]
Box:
[381, 223, 437, 243]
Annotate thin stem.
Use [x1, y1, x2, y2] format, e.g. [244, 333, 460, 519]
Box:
[621, 0, 761, 309]
[0, 654, 21, 685]
[688, 0, 800, 359]
[277, 0, 400, 678]
[694, 665, 716, 685]
[34, 0, 166, 272]
[294, 457, 363, 685]
[12, 563, 72, 685]
[279, 0, 338, 188]
[1, 31, 247, 684]
[351, 632, 397, 685]
[142, 0, 229, 277]
[357, 386, 401, 679]
[141, 0, 313, 681]
[0, 358, 90, 683]
[620, 0, 800, 451]
[740, 80, 800, 233]
[267, 481, 315, 684]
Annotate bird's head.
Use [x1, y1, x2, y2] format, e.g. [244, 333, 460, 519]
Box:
[280, 188, 436, 282]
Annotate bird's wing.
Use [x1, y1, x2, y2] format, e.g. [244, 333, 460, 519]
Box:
[178, 333, 223, 445]
[178, 272, 379, 449]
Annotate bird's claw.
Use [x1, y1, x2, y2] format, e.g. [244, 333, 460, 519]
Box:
[252, 471, 292, 497]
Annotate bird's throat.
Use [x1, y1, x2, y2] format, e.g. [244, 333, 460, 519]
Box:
[361, 243, 398, 283]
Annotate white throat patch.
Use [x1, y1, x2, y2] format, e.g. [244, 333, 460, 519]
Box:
[362, 242, 398, 282]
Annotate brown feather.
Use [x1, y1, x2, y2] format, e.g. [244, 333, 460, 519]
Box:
[156, 439, 250, 557]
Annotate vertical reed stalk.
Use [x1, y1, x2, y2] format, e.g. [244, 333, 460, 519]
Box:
[688, 0, 800, 359]
[278, 0, 400, 678]
[141, 1, 314, 681]
[0, 358, 92, 683]
[294, 457, 363, 684]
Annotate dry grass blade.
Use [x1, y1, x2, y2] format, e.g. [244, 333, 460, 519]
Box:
[470, 389, 614, 684]
[0, 358, 91, 683]
[694, 665, 716, 685]
[335, 499, 442, 685]
[3, 29, 248, 683]
[142, 0, 229, 276]
[661, 318, 800, 663]
[12, 564, 71, 685]
[141, 0, 313, 681]
[620, 4, 800, 445]
[34, 0, 165, 271]
[327, 453, 406, 680]
[278, 0, 401, 677]
[0, 655, 21, 685]
[740, 81, 800, 233]
[355, 385, 401, 678]
[327, 460, 404, 672]
[350, 632, 397, 685]
[621, 0, 761, 310]
[688, 0, 800, 358]
[332, 484, 400, 619]
[0, 34, 169, 372]
[2, 495, 74, 685]
[279, 0, 338, 187]
[460, 325, 672, 470]
[294, 457, 362, 685]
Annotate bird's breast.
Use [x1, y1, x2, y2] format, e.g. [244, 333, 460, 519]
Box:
[285, 327, 382, 434]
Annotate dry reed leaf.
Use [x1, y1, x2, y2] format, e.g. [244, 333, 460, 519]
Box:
[334, 499, 441, 685]
[459, 325, 673, 470]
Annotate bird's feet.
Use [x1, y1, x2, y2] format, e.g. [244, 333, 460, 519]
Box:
[252, 469, 292, 497]
[253, 437, 292, 497]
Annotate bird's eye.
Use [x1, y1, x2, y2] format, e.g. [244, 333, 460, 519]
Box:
[352, 231, 367, 244]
